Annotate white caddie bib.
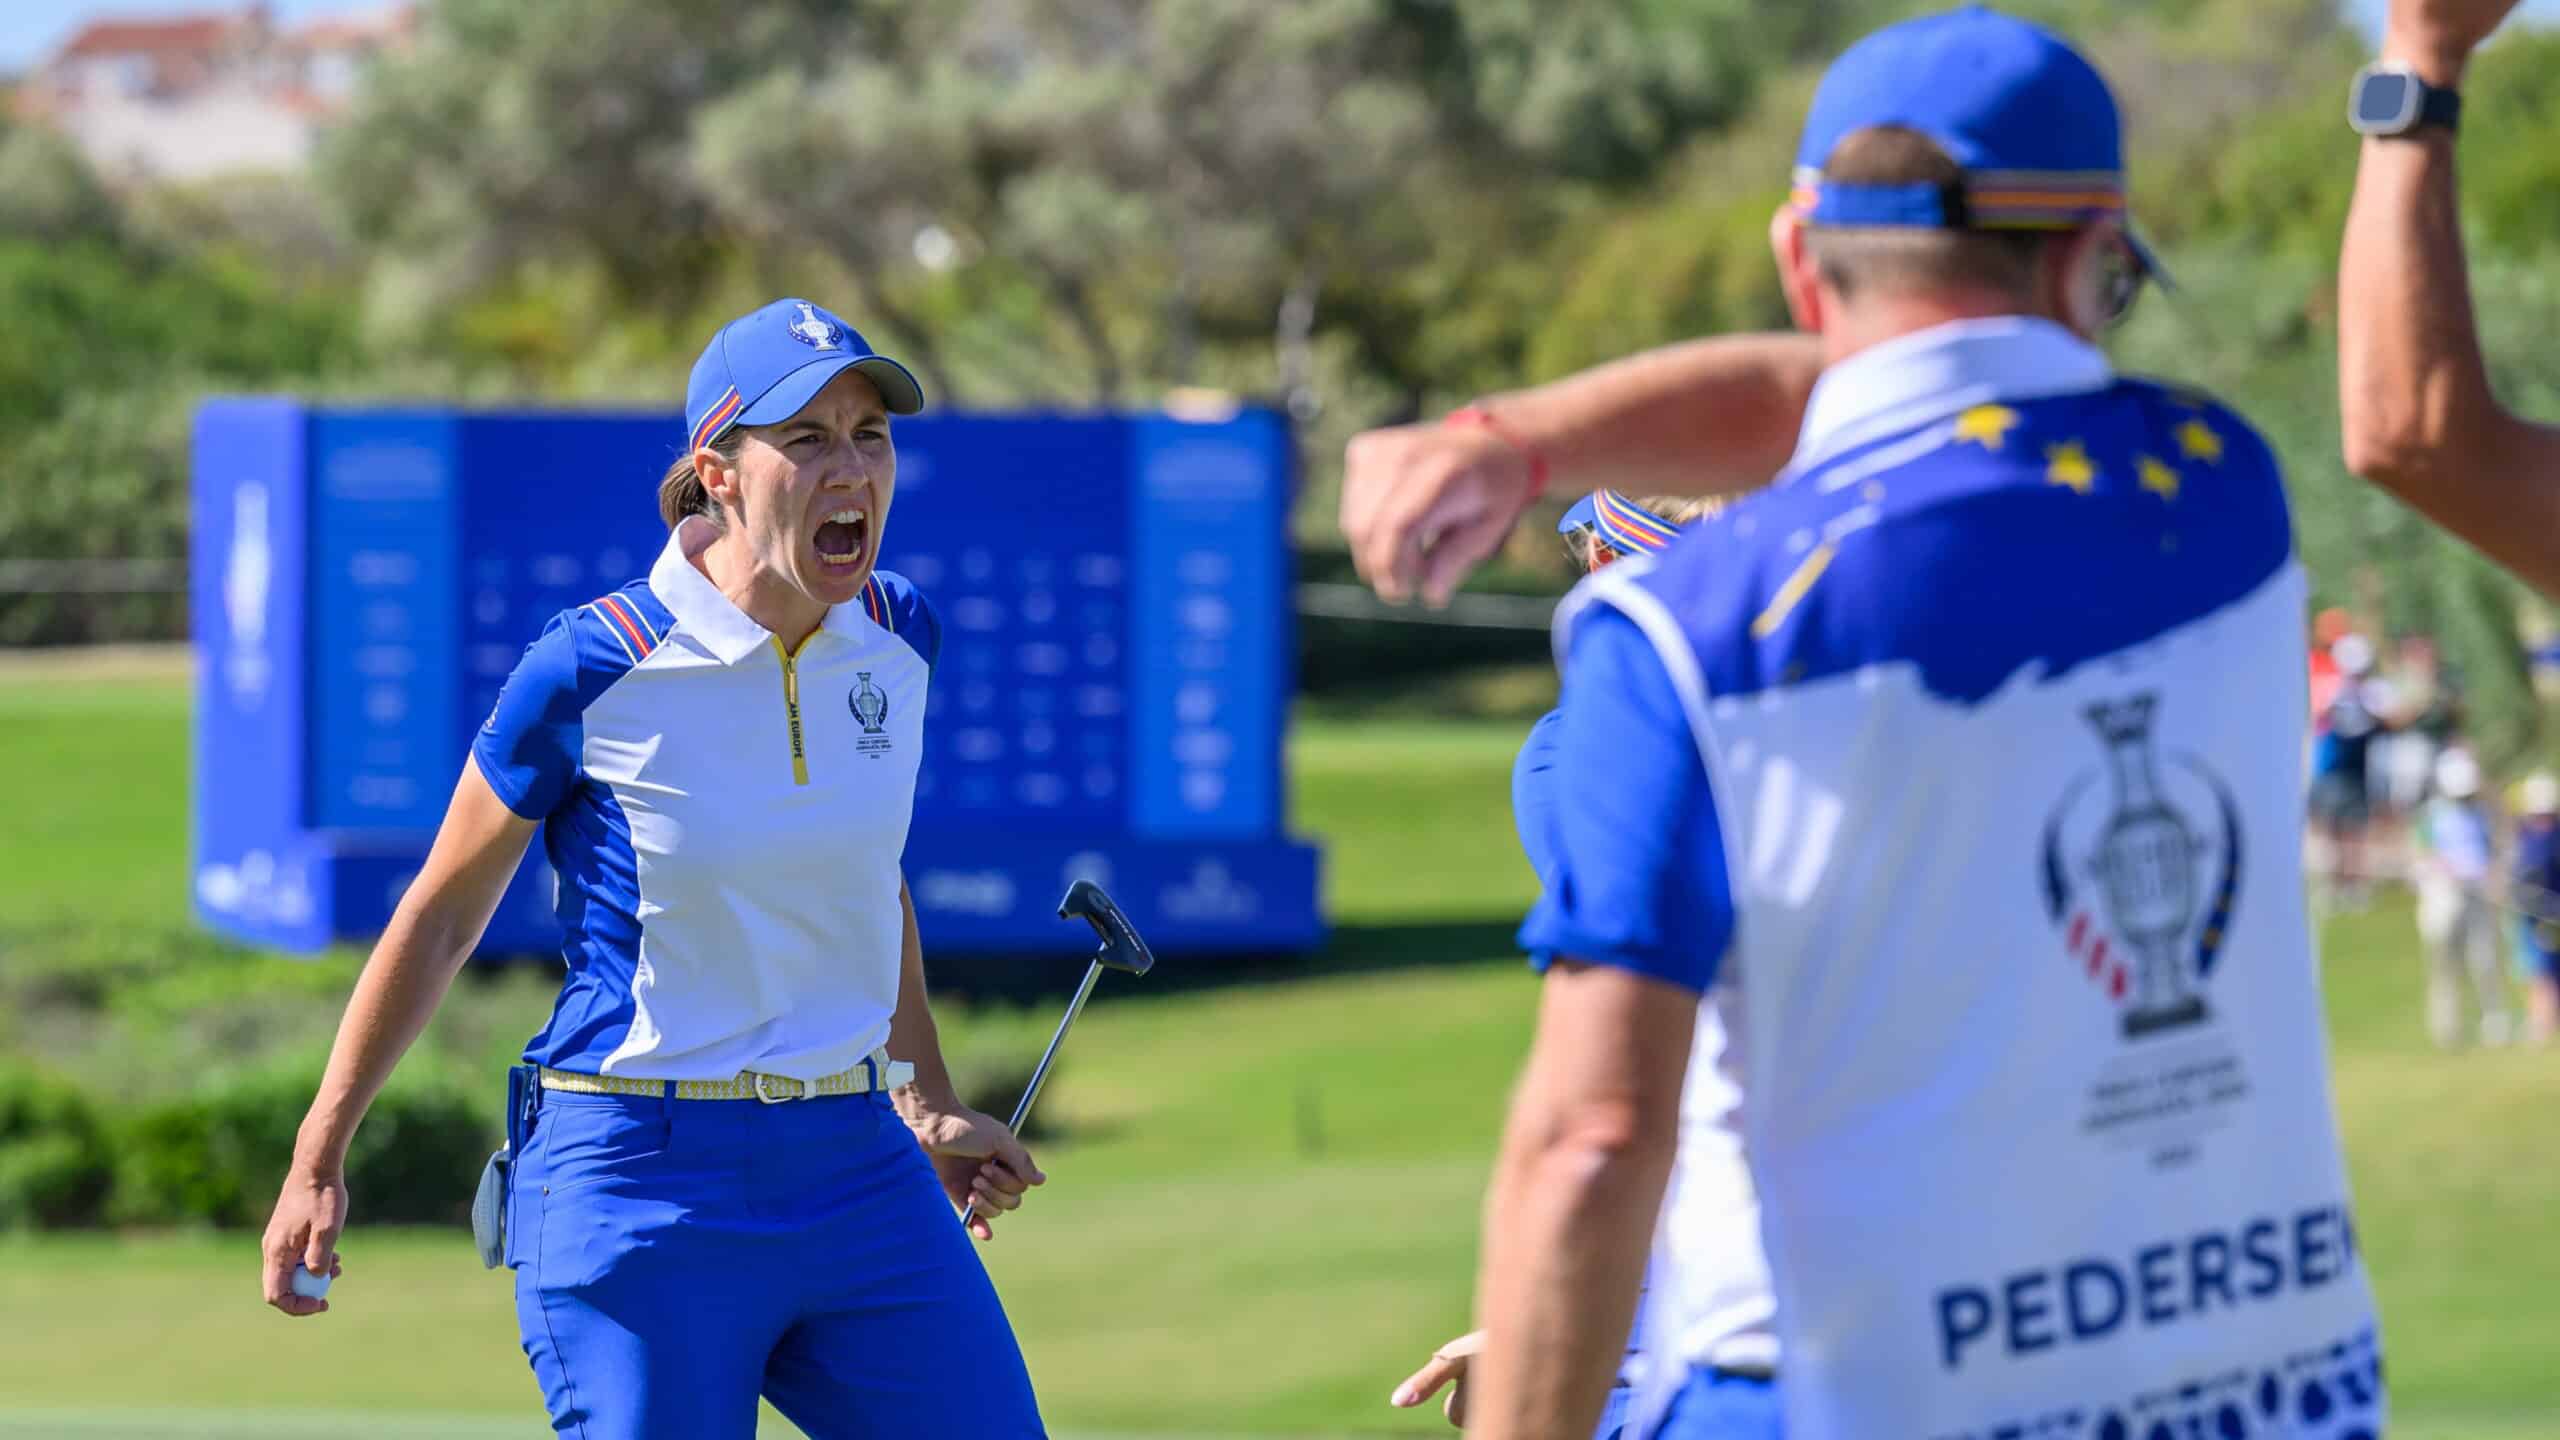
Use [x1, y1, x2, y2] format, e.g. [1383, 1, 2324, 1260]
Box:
[1577, 338, 2384, 1439]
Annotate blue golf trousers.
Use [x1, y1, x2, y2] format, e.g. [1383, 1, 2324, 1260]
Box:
[506, 1084, 1044, 1439]
[1641, 1367, 1782, 1440]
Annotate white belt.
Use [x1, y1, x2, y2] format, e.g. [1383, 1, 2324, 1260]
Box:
[537, 1052, 914, 1103]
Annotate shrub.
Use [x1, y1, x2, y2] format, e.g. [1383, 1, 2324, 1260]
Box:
[935, 1003, 1076, 1143]
[0, 1066, 114, 1229]
[110, 1051, 494, 1229]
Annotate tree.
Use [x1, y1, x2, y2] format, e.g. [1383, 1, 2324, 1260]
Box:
[330, 0, 1804, 410]
[317, 0, 877, 353]
[0, 118, 120, 246]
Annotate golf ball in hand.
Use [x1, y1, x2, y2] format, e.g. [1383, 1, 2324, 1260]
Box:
[289, 1266, 333, 1300]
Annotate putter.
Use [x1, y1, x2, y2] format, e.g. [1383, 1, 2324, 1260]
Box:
[958, 879, 1155, 1229]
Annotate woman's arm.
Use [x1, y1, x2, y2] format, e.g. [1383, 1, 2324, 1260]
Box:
[259, 760, 537, 1315]
[886, 880, 963, 1111]
[886, 879, 1045, 1240]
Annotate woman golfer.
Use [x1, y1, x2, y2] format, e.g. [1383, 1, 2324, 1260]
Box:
[259, 297, 1049, 1439]
[1391, 490, 1717, 1437]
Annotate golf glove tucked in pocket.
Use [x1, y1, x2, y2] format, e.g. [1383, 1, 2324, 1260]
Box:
[471, 1144, 510, 1269]
[477, 1062, 541, 1271]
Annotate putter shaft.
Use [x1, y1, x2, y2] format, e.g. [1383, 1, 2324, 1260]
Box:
[960, 959, 1103, 1228]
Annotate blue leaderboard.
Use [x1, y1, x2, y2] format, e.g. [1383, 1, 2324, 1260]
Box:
[189, 400, 1323, 957]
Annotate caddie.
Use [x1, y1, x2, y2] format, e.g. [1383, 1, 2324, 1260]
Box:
[1453, 9, 2386, 1438]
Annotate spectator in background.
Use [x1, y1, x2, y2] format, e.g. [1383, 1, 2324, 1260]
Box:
[2398, 633, 2462, 742]
[2414, 746, 2513, 1048]
[2310, 634, 2397, 909]
[2380, 632, 2460, 823]
[2308, 607, 2354, 724]
[2509, 771, 2560, 1046]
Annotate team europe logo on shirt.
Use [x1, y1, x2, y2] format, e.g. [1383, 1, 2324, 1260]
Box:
[849, 672, 894, 759]
[850, 672, 889, 735]
[2039, 694, 2243, 1040]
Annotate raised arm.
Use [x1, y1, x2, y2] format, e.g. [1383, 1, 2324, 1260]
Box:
[260, 761, 536, 1315]
[2340, 0, 2560, 595]
[1341, 333, 1822, 605]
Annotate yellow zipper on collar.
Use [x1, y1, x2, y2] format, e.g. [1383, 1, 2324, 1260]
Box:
[771, 635, 812, 785]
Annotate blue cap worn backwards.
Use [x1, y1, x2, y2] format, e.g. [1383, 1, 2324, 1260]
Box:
[1559, 491, 1682, 556]
[1790, 4, 2159, 275]
[685, 298, 924, 455]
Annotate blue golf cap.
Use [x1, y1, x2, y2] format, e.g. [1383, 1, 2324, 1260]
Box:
[1790, 5, 2159, 273]
[685, 298, 924, 454]
[1558, 490, 1681, 555]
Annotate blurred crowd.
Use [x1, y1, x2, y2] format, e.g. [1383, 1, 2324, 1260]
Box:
[2306, 606, 2560, 1048]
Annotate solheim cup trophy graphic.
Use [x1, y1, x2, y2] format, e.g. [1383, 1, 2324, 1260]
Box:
[2085, 696, 2210, 1037]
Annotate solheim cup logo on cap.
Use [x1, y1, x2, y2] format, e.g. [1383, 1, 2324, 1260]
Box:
[2040, 693, 2252, 1167]
[850, 671, 893, 758]
[787, 301, 845, 352]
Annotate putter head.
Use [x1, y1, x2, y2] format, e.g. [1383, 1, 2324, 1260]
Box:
[1058, 879, 1155, 976]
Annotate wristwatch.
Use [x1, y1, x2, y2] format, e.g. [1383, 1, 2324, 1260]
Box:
[2348, 63, 2462, 138]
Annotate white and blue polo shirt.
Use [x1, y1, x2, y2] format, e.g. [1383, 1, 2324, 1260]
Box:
[1512, 708, 1669, 1387]
[1527, 319, 2382, 1437]
[475, 516, 940, 1082]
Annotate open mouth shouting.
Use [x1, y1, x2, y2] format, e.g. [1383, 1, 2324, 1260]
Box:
[813, 505, 872, 573]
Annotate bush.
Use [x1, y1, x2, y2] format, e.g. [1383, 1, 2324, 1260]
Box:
[1292, 545, 1556, 700]
[0, 1066, 114, 1229]
[946, 1047, 1059, 1142]
[936, 1003, 1076, 1143]
[342, 1065, 499, 1225]
[110, 1051, 494, 1228]
[0, 224, 359, 645]
[0, 953, 1055, 1226]
[0, 379, 199, 645]
[0, 1133, 116, 1229]
[111, 1090, 267, 1228]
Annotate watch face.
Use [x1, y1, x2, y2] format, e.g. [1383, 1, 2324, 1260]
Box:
[2353, 71, 2420, 132]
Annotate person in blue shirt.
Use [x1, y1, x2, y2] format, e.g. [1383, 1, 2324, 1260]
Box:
[2510, 772, 2560, 1046]
[257, 298, 1050, 1439]
[1514, 493, 1716, 896]
[1390, 491, 1706, 1437]
[2309, 633, 2399, 912]
[2413, 746, 2512, 1047]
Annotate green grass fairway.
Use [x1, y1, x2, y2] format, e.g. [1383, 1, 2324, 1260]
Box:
[1, 659, 2556, 1437]
[0, 659, 192, 934]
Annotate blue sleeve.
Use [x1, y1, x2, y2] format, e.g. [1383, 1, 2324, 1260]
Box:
[472, 612, 584, 820]
[1512, 709, 1567, 890]
[2524, 827, 2559, 887]
[1516, 607, 1734, 993]
[879, 571, 942, 669]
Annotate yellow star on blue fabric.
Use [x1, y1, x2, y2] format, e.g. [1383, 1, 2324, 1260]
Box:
[1952, 404, 2022, 451]
[2176, 418, 2223, 464]
[2138, 455, 2180, 502]
[2045, 441, 2096, 494]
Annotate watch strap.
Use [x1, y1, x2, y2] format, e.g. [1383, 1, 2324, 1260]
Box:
[2417, 81, 2462, 134]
